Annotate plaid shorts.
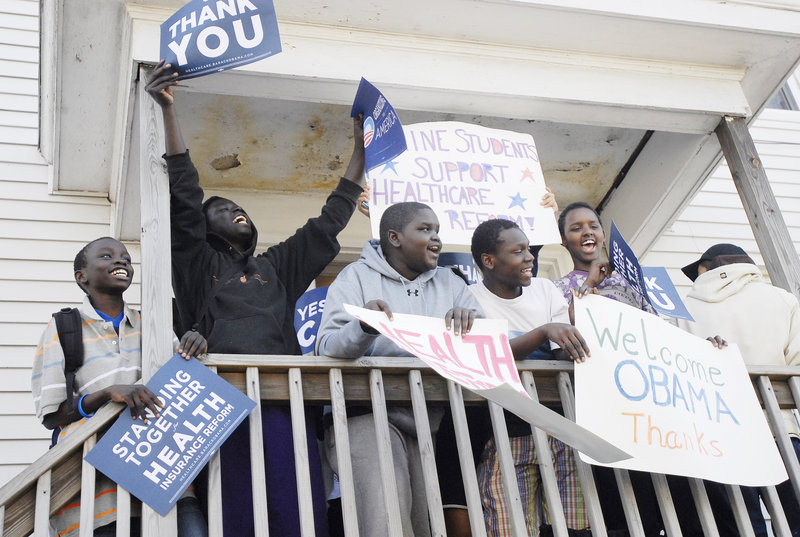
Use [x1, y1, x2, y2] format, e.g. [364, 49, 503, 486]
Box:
[477, 435, 588, 536]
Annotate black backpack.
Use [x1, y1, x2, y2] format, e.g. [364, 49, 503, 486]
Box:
[50, 307, 84, 446]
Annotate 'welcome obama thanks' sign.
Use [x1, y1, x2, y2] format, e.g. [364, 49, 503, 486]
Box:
[574, 295, 785, 486]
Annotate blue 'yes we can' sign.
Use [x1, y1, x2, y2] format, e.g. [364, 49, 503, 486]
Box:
[160, 0, 282, 80]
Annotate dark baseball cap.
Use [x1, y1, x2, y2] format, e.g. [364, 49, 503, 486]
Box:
[681, 243, 747, 281]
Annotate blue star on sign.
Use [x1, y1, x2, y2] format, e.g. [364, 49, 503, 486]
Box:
[508, 192, 527, 210]
[381, 160, 399, 175]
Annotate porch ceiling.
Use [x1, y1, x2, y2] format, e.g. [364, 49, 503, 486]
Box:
[175, 92, 643, 205]
[44, 0, 800, 254]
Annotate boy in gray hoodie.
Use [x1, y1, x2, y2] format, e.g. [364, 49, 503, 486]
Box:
[316, 201, 483, 537]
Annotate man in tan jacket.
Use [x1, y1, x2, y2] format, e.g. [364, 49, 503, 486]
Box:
[680, 243, 800, 537]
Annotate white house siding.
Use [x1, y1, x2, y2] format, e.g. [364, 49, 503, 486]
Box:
[0, 0, 140, 487]
[641, 107, 800, 298]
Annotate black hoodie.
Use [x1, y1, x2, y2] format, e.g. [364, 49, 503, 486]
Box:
[166, 150, 361, 355]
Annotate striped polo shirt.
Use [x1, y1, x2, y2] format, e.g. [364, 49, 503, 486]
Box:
[31, 296, 143, 536]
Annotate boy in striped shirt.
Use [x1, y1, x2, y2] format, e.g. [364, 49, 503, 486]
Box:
[31, 237, 207, 536]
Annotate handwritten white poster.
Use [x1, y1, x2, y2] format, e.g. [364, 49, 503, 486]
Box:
[345, 304, 630, 463]
[574, 294, 786, 486]
[366, 122, 561, 246]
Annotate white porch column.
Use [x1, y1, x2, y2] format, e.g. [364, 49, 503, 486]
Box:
[137, 64, 178, 536]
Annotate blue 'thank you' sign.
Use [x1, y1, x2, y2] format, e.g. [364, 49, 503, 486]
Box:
[85, 354, 255, 515]
[350, 78, 407, 171]
[641, 266, 695, 322]
[294, 286, 328, 355]
[160, 0, 281, 80]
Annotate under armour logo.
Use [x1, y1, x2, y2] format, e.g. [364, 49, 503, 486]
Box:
[407, 289, 419, 297]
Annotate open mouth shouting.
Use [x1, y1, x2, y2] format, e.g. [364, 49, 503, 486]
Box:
[581, 237, 597, 254]
[233, 215, 248, 225]
[111, 268, 130, 280]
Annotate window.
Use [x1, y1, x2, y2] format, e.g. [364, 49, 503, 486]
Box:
[767, 85, 799, 110]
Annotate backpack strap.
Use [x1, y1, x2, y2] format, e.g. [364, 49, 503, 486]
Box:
[50, 427, 60, 449]
[53, 307, 84, 414]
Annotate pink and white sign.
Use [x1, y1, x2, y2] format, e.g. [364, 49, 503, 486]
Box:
[345, 304, 630, 463]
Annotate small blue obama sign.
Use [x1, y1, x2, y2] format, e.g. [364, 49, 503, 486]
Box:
[85, 354, 255, 515]
[160, 0, 282, 80]
[351, 78, 407, 172]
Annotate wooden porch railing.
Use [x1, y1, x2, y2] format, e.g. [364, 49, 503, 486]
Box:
[2, 357, 800, 537]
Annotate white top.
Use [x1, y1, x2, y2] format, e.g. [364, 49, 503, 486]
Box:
[469, 279, 570, 350]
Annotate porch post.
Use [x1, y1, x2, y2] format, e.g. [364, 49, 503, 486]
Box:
[137, 64, 179, 535]
[715, 116, 800, 299]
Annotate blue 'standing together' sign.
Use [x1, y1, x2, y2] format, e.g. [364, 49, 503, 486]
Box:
[85, 354, 255, 515]
[609, 221, 647, 299]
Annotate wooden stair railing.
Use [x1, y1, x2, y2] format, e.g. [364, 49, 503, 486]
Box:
[0, 401, 123, 536]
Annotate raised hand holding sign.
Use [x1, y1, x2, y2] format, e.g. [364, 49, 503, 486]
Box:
[160, 0, 282, 80]
[350, 78, 408, 172]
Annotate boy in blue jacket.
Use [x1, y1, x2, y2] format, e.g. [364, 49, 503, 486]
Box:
[316, 201, 482, 537]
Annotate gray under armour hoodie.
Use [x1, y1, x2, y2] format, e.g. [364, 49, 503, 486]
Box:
[315, 239, 483, 433]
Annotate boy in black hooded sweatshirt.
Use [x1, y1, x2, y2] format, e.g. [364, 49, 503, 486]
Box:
[146, 61, 365, 537]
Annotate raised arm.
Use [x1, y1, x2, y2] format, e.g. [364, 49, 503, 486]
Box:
[541, 185, 558, 212]
[261, 115, 365, 301]
[343, 113, 366, 187]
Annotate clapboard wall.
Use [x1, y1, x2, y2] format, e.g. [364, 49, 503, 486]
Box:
[641, 107, 800, 298]
[0, 0, 141, 487]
